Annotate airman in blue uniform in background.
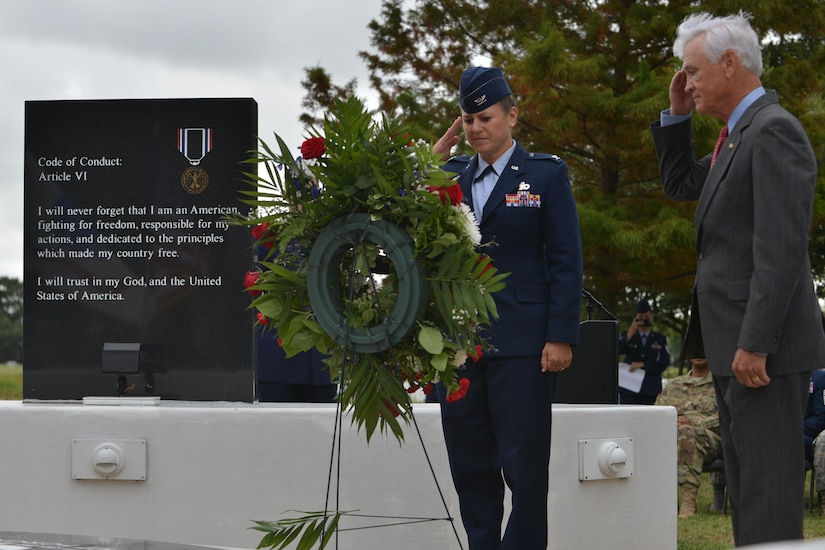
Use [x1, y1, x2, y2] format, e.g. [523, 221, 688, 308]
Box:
[253, 244, 337, 403]
[618, 299, 671, 404]
[804, 368, 825, 515]
[256, 327, 337, 403]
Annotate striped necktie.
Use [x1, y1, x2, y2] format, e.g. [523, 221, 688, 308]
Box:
[710, 125, 729, 168]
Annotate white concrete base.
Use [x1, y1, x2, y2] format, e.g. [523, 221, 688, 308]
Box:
[0, 401, 676, 549]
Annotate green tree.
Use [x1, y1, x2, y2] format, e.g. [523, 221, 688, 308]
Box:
[0, 277, 23, 362]
[299, 65, 357, 129]
[302, 0, 825, 322]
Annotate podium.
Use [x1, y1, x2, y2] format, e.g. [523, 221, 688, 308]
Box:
[554, 320, 619, 404]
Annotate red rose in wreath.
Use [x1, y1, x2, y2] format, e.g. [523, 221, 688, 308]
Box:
[243, 270, 262, 296]
[300, 137, 326, 160]
[251, 222, 274, 249]
[428, 183, 463, 206]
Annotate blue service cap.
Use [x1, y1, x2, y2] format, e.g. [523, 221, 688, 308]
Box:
[636, 300, 652, 313]
[459, 67, 512, 114]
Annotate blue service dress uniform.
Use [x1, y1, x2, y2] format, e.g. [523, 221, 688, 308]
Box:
[617, 329, 671, 404]
[254, 245, 337, 403]
[438, 141, 582, 550]
[804, 369, 825, 462]
[256, 326, 337, 402]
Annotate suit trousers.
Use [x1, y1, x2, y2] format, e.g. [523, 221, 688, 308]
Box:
[438, 355, 556, 550]
[714, 372, 810, 546]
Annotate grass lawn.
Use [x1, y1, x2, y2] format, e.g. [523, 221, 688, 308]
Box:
[0, 363, 22, 399]
[678, 472, 825, 549]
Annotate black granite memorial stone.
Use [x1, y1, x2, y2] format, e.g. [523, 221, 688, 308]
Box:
[24, 98, 258, 401]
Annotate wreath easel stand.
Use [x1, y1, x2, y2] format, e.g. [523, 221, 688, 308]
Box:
[307, 213, 464, 549]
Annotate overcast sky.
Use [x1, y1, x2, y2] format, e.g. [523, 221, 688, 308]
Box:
[0, 0, 384, 281]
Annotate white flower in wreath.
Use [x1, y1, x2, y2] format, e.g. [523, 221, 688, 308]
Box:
[457, 203, 481, 246]
[450, 349, 468, 367]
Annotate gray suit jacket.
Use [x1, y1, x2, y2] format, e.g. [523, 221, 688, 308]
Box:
[651, 91, 825, 377]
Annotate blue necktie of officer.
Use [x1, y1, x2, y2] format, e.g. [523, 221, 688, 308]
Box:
[473, 164, 497, 221]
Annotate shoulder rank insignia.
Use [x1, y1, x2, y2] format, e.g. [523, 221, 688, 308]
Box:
[527, 152, 563, 163]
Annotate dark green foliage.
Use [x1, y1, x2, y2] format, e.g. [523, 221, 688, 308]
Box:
[301, 0, 825, 320]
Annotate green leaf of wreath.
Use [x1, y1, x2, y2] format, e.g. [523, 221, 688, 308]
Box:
[258, 261, 306, 286]
[303, 318, 326, 334]
[486, 273, 510, 293]
[460, 285, 475, 318]
[471, 284, 489, 321]
[473, 256, 494, 281]
[451, 281, 465, 313]
[254, 296, 283, 320]
[418, 326, 444, 355]
[283, 316, 316, 356]
[252, 510, 344, 550]
[431, 281, 452, 328]
[459, 256, 476, 280]
[355, 174, 373, 189]
[483, 290, 500, 320]
[431, 351, 449, 372]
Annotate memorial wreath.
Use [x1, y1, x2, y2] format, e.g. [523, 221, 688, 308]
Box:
[235, 97, 507, 444]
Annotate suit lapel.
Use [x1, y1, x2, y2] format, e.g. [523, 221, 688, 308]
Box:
[695, 149, 730, 232]
[694, 91, 777, 239]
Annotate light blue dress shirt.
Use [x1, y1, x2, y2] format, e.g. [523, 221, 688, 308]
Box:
[473, 140, 517, 221]
[660, 86, 766, 132]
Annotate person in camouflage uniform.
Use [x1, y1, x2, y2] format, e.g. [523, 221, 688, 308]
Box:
[657, 357, 723, 517]
[804, 368, 825, 515]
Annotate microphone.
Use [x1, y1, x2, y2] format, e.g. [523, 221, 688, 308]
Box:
[582, 288, 618, 320]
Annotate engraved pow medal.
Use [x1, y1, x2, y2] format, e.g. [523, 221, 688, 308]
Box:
[177, 127, 212, 194]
